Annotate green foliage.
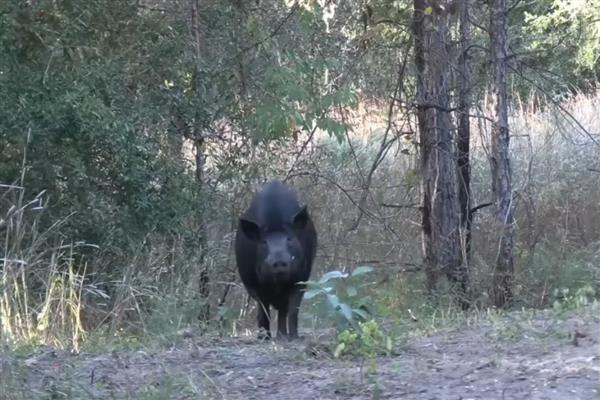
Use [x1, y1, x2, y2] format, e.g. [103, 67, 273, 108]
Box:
[551, 285, 596, 313]
[0, 0, 200, 264]
[512, 0, 600, 94]
[252, 53, 359, 143]
[514, 242, 600, 308]
[334, 319, 391, 360]
[334, 319, 391, 398]
[304, 266, 375, 330]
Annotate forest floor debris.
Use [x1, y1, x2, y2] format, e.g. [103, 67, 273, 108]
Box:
[1, 303, 598, 399]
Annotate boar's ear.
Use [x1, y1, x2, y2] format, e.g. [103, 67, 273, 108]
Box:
[239, 218, 261, 241]
[292, 205, 309, 230]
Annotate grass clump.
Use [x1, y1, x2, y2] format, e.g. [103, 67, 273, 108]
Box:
[1, 181, 94, 352]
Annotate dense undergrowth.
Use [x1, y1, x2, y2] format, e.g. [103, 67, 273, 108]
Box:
[1, 92, 599, 353]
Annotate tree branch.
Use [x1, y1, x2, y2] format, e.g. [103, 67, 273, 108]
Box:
[470, 202, 493, 214]
[380, 203, 421, 209]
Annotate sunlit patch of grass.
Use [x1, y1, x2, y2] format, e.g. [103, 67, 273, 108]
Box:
[1, 180, 96, 353]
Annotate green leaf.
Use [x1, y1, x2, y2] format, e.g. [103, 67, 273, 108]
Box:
[246, 15, 258, 34]
[293, 111, 304, 125]
[304, 288, 324, 299]
[352, 308, 370, 321]
[346, 286, 358, 297]
[287, 84, 309, 101]
[317, 118, 347, 143]
[351, 266, 374, 277]
[304, 286, 333, 299]
[334, 342, 345, 358]
[338, 303, 353, 322]
[357, 297, 372, 308]
[424, 6, 433, 15]
[327, 293, 341, 309]
[333, 88, 359, 108]
[318, 270, 349, 283]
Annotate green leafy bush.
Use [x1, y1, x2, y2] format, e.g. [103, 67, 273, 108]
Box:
[304, 266, 375, 330]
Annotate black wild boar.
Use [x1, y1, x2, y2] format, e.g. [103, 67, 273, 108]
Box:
[235, 180, 317, 340]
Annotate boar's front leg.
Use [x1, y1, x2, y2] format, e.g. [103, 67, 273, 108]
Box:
[277, 305, 289, 339]
[287, 286, 304, 339]
[257, 299, 271, 340]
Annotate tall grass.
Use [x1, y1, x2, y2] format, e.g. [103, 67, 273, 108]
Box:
[0, 181, 94, 351]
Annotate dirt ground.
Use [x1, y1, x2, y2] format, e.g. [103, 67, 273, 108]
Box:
[1, 304, 599, 400]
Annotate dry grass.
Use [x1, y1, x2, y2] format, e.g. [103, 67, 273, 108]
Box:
[1, 91, 599, 352]
[0, 181, 92, 351]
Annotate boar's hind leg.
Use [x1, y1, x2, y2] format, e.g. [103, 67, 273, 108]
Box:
[287, 287, 304, 339]
[257, 300, 271, 340]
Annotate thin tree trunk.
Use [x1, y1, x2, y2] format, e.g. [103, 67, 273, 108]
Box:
[412, 0, 433, 288]
[194, 137, 210, 321]
[489, 0, 514, 307]
[190, 0, 210, 321]
[455, 0, 472, 307]
[412, 0, 463, 295]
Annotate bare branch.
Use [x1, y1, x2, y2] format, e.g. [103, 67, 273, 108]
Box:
[470, 202, 493, 214]
[346, 42, 412, 232]
[380, 203, 420, 209]
[283, 125, 319, 182]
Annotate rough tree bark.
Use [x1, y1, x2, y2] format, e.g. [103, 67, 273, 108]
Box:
[489, 0, 514, 307]
[412, 0, 464, 297]
[190, 0, 210, 321]
[456, 0, 473, 307]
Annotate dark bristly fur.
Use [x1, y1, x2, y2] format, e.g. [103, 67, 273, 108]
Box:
[235, 180, 317, 340]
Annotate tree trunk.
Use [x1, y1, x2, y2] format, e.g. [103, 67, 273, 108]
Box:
[489, 0, 514, 307]
[455, 0, 472, 307]
[412, 0, 463, 296]
[194, 137, 210, 321]
[190, 0, 210, 321]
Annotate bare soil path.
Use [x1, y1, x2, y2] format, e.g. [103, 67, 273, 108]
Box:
[1, 304, 598, 399]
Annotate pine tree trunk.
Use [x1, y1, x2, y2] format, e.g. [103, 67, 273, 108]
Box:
[489, 0, 514, 307]
[456, 0, 472, 307]
[413, 0, 463, 295]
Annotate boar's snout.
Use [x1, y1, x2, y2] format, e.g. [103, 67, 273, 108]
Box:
[265, 251, 295, 272]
